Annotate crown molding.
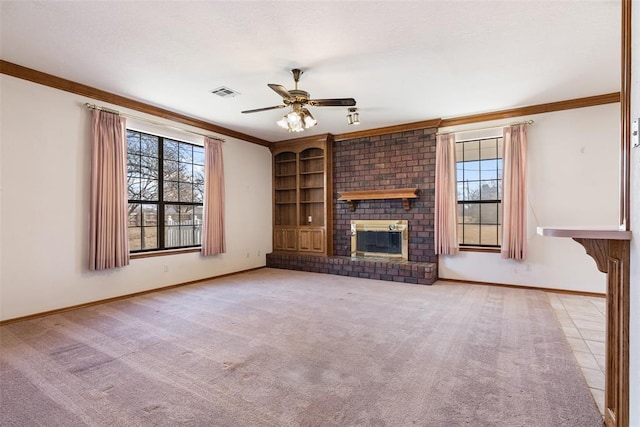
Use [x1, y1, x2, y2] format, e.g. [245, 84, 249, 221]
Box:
[333, 118, 442, 141]
[328, 92, 619, 142]
[439, 92, 620, 128]
[0, 60, 271, 147]
[2, 60, 620, 149]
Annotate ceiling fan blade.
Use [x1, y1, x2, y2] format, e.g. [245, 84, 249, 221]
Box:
[241, 105, 286, 114]
[268, 84, 292, 100]
[308, 98, 356, 107]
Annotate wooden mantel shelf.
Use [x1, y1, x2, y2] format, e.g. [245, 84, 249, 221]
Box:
[338, 188, 419, 211]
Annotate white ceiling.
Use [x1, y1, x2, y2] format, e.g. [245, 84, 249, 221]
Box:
[0, 1, 620, 143]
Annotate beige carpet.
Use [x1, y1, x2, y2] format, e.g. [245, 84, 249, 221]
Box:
[0, 268, 602, 426]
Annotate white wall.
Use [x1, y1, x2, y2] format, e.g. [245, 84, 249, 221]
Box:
[628, 2, 639, 424]
[0, 75, 273, 321]
[439, 104, 620, 293]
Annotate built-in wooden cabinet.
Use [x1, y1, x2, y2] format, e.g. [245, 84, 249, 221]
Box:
[272, 134, 333, 256]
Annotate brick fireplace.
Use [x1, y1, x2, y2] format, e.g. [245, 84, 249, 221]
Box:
[267, 126, 438, 285]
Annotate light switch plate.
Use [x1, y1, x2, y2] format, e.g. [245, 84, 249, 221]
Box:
[633, 119, 639, 148]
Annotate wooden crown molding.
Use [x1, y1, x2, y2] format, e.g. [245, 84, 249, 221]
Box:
[2, 60, 619, 150]
[439, 92, 621, 128]
[326, 92, 618, 143]
[271, 132, 335, 152]
[274, 132, 335, 145]
[333, 118, 442, 141]
[0, 60, 271, 147]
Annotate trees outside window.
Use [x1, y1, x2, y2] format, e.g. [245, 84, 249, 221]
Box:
[126, 130, 204, 252]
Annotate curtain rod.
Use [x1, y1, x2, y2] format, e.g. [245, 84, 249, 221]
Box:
[436, 119, 534, 136]
[84, 103, 225, 143]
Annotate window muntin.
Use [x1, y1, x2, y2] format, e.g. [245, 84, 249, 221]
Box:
[127, 130, 204, 252]
[456, 137, 503, 247]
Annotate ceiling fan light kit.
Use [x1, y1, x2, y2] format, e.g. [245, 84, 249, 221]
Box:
[242, 68, 356, 132]
[277, 107, 317, 132]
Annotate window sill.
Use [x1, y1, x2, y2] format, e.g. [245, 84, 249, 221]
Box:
[131, 247, 201, 259]
[459, 246, 501, 254]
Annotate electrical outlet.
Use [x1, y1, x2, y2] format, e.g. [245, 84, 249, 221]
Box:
[163, 264, 169, 273]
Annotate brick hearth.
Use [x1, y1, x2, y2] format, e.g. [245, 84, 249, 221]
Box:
[266, 253, 437, 285]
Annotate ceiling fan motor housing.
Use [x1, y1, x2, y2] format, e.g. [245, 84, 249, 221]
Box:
[286, 89, 310, 105]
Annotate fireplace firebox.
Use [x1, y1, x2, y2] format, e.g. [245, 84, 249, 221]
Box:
[350, 220, 408, 260]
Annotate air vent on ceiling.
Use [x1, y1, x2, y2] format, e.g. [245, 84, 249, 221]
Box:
[211, 86, 240, 98]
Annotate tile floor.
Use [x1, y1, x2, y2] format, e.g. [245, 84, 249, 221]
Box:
[546, 292, 606, 415]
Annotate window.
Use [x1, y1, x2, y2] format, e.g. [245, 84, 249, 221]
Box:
[126, 130, 205, 252]
[456, 137, 503, 247]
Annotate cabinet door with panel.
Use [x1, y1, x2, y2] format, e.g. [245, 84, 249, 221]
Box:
[274, 227, 298, 251]
[298, 228, 324, 253]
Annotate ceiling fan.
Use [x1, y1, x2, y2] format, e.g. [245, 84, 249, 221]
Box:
[241, 68, 356, 132]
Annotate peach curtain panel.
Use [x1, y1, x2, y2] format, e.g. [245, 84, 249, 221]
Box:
[501, 124, 528, 260]
[88, 110, 129, 270]
[201, 137, 226, 256]
[434, 133, 459, 255]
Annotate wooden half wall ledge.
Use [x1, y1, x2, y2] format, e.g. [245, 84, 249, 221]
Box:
[537, 226, 632, 273]
[338, 188, 419, 211]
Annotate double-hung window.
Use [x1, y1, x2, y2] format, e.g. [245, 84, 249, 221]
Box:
[456, 137, 503, 247]
[126, 130, 205, 252]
